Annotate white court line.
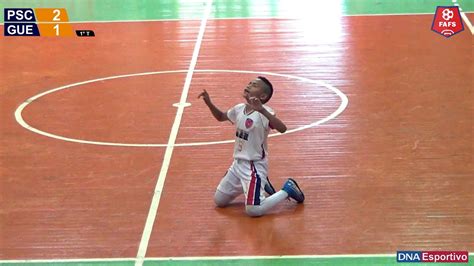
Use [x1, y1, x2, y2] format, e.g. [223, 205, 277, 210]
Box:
[460, 12, 474, 34]
[453, 0, 474, 34]
[2, 253, 474, 263]
[2, 12, 472, 26]
[146, 254, 399, 260]
[0, 258, 136, 263]
[133, 0, 213, 265]
[145, 253, 474, 260]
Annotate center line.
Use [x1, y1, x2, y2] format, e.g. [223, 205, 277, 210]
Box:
[134, 0, 213, 265]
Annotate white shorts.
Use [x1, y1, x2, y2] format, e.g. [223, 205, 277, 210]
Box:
[216, 158, 269, 206]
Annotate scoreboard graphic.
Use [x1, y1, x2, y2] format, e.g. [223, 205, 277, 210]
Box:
[3, 8, 94, 37]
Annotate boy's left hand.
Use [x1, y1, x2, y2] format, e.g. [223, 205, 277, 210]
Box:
[248, 97, 264, 112]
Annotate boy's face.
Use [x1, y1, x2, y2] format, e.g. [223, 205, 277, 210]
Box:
[243, 79, 267, 103]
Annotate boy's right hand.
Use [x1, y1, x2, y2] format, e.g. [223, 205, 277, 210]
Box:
[198, 89, 211, 105]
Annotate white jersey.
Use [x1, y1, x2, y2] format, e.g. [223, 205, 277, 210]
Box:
[227, 103, 274, 161]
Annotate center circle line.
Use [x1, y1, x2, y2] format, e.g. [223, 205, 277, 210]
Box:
[14, 69, 349, 148]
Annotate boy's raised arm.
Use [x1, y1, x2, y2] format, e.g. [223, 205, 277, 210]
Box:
[198, 89, 228, 122]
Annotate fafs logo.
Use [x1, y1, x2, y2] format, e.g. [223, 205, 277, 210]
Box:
[431, 6, 464, 38]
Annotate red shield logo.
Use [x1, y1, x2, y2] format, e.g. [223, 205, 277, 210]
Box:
[431, 6, 464, 38]
[245, 118, 253, 128]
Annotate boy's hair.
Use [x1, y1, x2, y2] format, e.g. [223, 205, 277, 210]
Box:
[257, 76, 273, 104]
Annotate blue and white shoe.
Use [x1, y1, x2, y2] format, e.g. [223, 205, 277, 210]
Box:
[282, 178, 305, 203]
[264, 177, 276, 195]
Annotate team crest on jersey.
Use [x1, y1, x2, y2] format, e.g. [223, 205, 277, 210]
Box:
[245, 118, 253, 128]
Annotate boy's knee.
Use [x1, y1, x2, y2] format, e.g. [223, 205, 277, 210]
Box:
[245, 205, 264, 217]
[214, 191, 229, 208]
